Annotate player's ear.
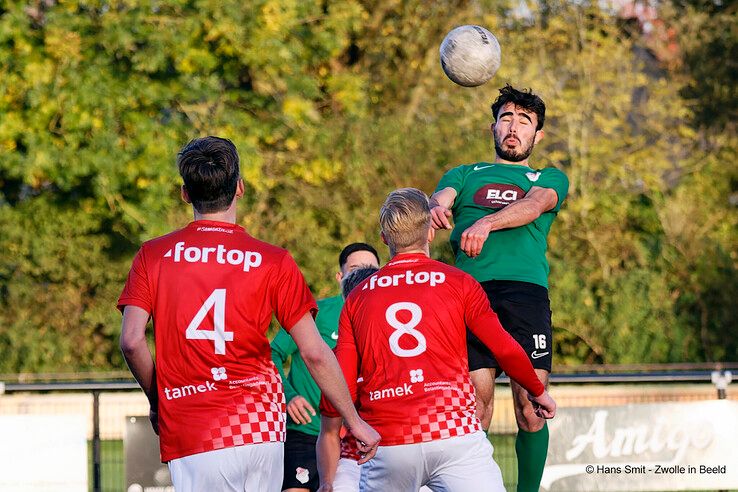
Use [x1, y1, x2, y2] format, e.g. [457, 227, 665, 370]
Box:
[235, 178, 245, 199]
[181, 185, 191, 204]
[335, 271, 343, 284]
[534, 129, 545, 145]
[427, 226, 436, 244]
[380, 231, 388, 246]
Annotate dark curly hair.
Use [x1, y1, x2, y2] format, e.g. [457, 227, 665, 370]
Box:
[490, 84, 546, 131]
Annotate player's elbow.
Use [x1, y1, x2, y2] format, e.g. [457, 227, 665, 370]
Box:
[120, 331, 146, 357]
[299, 343, 330, 370]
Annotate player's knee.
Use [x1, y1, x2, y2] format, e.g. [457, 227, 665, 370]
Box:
[516, 406, 544, 432]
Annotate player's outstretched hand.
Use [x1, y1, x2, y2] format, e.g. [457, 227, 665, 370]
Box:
[528, 391, 556, 419]
[460, 218, 492, 258]
[348, 419, 381, 464]
[430, 205, 453, 230]
[287, 395, 316, 425]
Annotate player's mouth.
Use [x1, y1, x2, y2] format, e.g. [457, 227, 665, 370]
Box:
[504, 136, 520, 146]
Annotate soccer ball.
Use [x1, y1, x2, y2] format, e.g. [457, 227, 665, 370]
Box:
[439, 25, 501, 87]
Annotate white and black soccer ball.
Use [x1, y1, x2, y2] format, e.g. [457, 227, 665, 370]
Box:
[440, 25, 501, 87]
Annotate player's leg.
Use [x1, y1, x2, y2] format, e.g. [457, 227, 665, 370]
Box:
[423, 431, 505, 492]
[281, 430, 319, 492]
[359, 443, 424, 492]
[511, 370, 550, 492]
[168, 442, 284, 492]
[467, 328, 499, 430]
[490, 280, 552, 492]
[332, 458, 361, 492]
[469, 367, 496, 429]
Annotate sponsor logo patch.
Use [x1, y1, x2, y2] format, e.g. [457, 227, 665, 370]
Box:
[473, 184, 526, 208]
[531, 350, 550, 359]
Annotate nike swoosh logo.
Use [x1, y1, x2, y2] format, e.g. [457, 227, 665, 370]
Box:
[331, 331, 338, 340]
[531, 351, 550, 359]
[473, 165, 494, 171]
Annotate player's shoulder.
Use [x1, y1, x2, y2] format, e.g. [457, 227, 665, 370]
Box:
[534, 165, 568, 181]
[446, 162, 485, 174]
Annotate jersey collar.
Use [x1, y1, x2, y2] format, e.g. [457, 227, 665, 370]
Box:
[387, 252, 429, 266]
[187, 220, 245, 233]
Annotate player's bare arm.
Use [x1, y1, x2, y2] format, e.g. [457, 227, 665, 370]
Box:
[289, 313, 380, 459]
[429, 187, 457, 230]
[460, 186, 559, 257]
[316, 415, 343, 492]
[120, 305, 159, 433]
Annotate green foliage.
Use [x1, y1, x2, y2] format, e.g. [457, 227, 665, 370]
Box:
[0, 0, 735, 372]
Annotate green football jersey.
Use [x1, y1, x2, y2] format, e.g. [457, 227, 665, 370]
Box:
[435, 162, 568, 288]
[270, 294, 343, 436]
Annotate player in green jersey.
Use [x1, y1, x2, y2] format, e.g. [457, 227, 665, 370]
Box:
[430, 85, 569, 492]
[272, 243, 380, 492]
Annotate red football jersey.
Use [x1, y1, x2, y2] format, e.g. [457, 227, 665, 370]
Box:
[322, 253, 544, 446]
[118, 220, 317, 461]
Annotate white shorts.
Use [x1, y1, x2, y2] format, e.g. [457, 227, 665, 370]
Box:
[333, 458, 432, 492]
[359, 431, 503, 492]
[333, 458, 362, 492]
[168, 442, 283, 492]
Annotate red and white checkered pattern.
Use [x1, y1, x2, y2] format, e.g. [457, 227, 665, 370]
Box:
[200, 375, 287, 453]
[340, 429, 361, 460]
[394, 373, 481, 445]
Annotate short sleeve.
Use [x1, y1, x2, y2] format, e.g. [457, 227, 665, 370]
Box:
[536, 168, 569, 212]
[435, 165, 466, 195]
[270, 252, 318, 331]
[117, 246, 153, 314]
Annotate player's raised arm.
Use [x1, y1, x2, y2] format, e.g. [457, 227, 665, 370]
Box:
[460, 186, 559, 258]
[429, 187, 457, 230]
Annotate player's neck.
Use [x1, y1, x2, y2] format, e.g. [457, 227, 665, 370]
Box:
[391, 246, 430, 258]
[192, 207, 237, 225]
[494, 153, 531, 167]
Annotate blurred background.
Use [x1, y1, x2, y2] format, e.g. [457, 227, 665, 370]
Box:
[0, 0, 735, 491]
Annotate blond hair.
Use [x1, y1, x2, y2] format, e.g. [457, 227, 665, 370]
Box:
[379, 188, 431, 254]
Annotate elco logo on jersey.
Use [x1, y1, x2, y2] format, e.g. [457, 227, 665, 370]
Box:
[473, 184, 526, 209]
[164, 241, 262, 272]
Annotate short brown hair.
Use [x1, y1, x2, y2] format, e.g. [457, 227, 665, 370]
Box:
[379, 188, 431, 253]
[177, 136, 240, 214]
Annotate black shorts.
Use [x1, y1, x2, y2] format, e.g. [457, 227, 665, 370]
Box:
[282, 429, 319, 491]
[467, 280, 553, 373]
